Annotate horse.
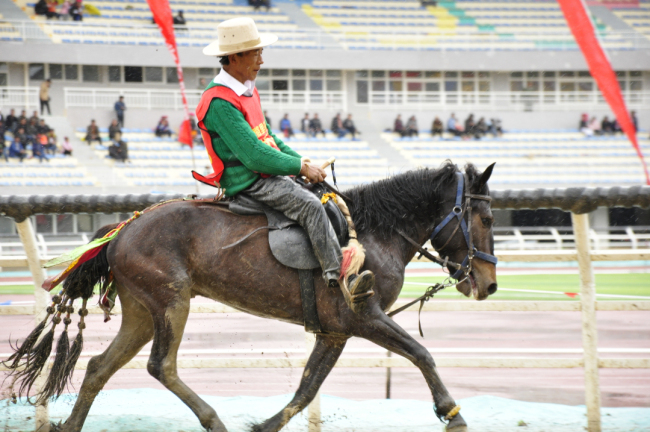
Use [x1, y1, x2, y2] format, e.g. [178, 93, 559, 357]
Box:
[4, 160, 497, 432]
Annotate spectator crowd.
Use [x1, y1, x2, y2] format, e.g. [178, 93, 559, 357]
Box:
[0, 108, 62, 162]
[270, 112, 360, 140]
[393, 113, 503, 140]
[34, 0, 84, 21]
[578, 111, 638, 137]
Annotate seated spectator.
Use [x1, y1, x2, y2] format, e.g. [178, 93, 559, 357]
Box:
[475, 117, 488, 138]
[488, 118, 503, 137]
[343, 114, 358, 140]
[18, 109, 27, 123]
[173, 10, 186, 26]
[37, 119, 50, 135]
[5, 109, 17, 131]
[34, 0, 48, 16]
[26, 118, 38, 142]
[30, 110, 39, 124]
[155, 116, 173, 137]
[301, 113, 311, 136]
[280, 114, 294, 139]
[264, 110, 271, 127]
[46, 0, 59, 19]
[588, 116, 601, 136]
[85, 119, 102, 145]
[59, 0, 71, 19]
[393, 114, 405, 137]
[331, 113, 345, 138]
[70, 0, 82, 21]
[309, 113, 326, 138]
[431, 116, 443, 138]
[579, 113, 592, 136]
[253, 0, 271, 12]
[464, 114, 476, 139]
[46, 132, 57, 154]
[108, 119, 121, 140]
[405, 115, 418, 137]
[601, 116, 613, 134]
[61, 136, 73, 156]
[611, 119, 622, 134]
[8, 136, 27, 162]
[32, 135, 49, 163]
[447, 113, 462, 137]
[108, 133, 128, 162]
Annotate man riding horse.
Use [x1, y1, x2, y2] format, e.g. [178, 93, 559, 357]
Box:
[192, 17, 374, 309]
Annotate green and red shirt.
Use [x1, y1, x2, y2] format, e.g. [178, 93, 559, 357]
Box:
[195, 78, 302, 196]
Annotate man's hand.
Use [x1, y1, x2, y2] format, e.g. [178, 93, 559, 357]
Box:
[300, 162, 327, 184]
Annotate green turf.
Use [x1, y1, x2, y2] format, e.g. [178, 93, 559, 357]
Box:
[2, 273, 649, 301]
[400, 273, 650, 300]
[0, 285, 36, 295]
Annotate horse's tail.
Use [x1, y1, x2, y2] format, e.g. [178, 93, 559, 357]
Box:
[2, 223, 118, 405]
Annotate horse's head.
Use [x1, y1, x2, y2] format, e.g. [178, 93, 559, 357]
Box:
[432, 163, 498, 301]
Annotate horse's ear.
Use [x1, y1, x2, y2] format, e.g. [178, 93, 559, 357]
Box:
[475, 162, 496, 191]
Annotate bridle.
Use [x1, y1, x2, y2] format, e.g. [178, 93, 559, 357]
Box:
[430, 171, 498, 280]
[397, 171, 498, 283]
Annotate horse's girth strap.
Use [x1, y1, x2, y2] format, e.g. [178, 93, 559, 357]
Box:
[299, 269, 322, 334]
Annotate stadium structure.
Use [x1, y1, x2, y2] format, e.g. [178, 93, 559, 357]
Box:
[0, 0, 649, 237]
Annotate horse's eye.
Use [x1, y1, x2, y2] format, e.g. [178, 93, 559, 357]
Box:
[481, 217, 493, 228]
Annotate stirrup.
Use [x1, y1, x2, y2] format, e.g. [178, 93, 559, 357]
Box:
[341, 270, 375, 313]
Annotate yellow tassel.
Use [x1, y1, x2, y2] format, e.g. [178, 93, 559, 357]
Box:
[321, 192, 338, 205]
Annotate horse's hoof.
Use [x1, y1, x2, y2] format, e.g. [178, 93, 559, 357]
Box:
[444, 413, 468, 432]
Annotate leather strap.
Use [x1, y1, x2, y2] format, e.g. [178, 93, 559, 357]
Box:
[299, 269, 322, 333]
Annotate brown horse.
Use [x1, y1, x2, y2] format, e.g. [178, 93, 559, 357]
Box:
[6, 161, 497, 432]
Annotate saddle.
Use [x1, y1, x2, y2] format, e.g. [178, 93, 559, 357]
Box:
[226, 180, 350, 334]
[228, 181, 349, 269]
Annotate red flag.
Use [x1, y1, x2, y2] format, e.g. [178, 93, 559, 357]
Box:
[557, 0, 649, 184]
[178, 118, 192, 146]
[147, 0, 193, 147]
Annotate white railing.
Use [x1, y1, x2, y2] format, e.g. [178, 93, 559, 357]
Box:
[364, 90, 650, 110]
[63, 87, 347, 111]
[0, 86, 40, 110]
[1, 19, 649, 51]
[2, 226, 649, 258]
[60, 87, 650, 112]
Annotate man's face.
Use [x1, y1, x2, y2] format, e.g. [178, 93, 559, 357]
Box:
[231, 49, 264, 82]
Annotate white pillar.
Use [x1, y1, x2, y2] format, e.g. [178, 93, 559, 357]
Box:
[304, 333, 321, 432]
[15, 218, 50, 432]
[571, 212, 601, 432]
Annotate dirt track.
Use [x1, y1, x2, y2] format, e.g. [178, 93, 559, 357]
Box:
[1, 294, 648, 408]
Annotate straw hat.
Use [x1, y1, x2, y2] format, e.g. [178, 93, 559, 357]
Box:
[203, 17, 277, 57]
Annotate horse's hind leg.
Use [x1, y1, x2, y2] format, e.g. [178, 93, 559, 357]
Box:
[145, 289, 227, 432]
[253, 335, 347, 432]
[352, 306, 467, 431]
[58, 285, 154, 432]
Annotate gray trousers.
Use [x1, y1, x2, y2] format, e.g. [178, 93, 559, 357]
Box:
[244, 175, 342, 281]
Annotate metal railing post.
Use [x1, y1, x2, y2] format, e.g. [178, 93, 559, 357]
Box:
[15, 218, 50, 432]
[304, 333, 321, 432]
[571, 212, 601, 432]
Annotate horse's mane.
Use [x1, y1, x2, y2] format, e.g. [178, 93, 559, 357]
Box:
[345, 160, 483, 237]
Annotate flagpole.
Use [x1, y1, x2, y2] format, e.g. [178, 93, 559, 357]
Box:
[190, 145, 199, 194]
[146, 0, 201, 194]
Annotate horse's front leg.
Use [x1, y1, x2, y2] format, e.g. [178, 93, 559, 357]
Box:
[252, 334, 348, 432]
[351, 304, 466, 431]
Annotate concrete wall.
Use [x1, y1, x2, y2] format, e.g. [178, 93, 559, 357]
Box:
[2, 41, 650, 71]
